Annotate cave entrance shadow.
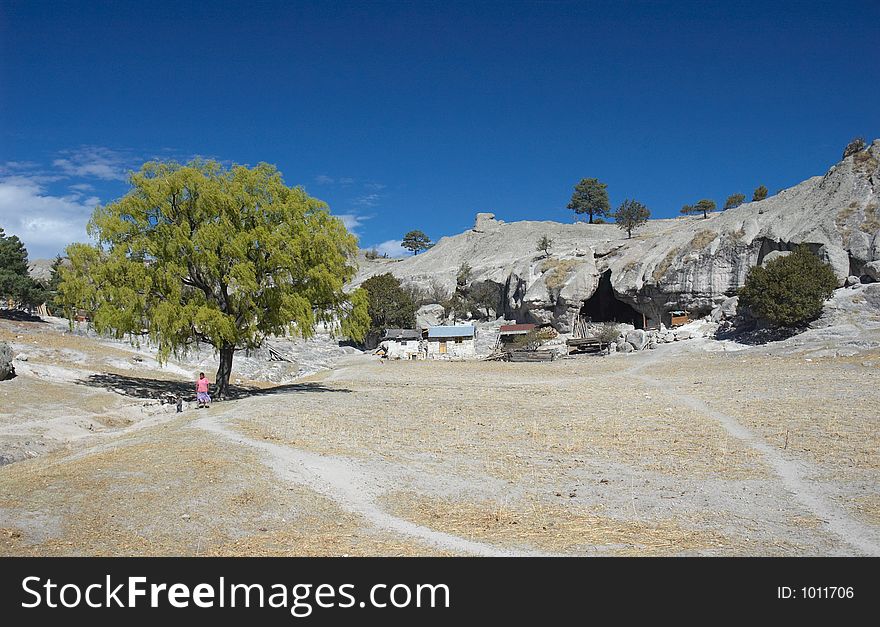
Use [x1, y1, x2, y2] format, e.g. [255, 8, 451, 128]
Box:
[75, 372, 353, 401]
[579, 270, 644, 329]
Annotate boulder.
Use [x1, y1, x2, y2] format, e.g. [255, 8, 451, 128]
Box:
[473, 213, 499, 233]
[616, 340, 633, 353]
[761, 250, 791, 266]
[720, 296, 739, 317]
[864, 261, 880, 282]
[416, 304, 446, 328]
[0, 342, 15, 381]
[845, 275, 862, 287]
[625, 329, 647, 351]
[674, 329, 692, 341]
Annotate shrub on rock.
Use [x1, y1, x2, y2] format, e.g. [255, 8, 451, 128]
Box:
[739, 245, 837, 327]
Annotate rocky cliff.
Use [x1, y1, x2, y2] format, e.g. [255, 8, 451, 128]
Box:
[354, 140, 880, 331]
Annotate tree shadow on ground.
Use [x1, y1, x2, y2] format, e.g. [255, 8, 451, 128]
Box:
[714, 321, 801, 346]
[76, 372, 352, 401]
[0, 309, 47, 323]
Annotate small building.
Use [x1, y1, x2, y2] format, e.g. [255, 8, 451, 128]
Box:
[499, 323, 537, 341]
[426, 325, 476, 359]
[379, 328, 422, 360]
[668, 310, 690, 327]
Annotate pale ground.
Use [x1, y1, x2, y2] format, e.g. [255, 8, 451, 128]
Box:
[1, 312, 878, 556]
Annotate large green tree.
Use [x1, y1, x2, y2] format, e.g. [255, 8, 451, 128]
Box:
[401, 230, 432, 255]
[567, 178, 610, 224]
[57, 160, 368, 398]
[360, 273, 417, 347]
[613, 199, 650, 238]
[0, 228, 46, 308]
[739, 246, 837, 327]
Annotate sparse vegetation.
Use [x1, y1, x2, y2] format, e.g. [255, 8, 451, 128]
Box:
[843, 136, 866, 159]
[861, 202, 880, 234]
[689, 229, 718, 250]
[853, 149, 878, 174]
[540, 258, 581, 290]
[597, 322, 621, 344]
[752, 185, 768, 202]
[613, 199, 650, 238]
[456, 262, 473, 287]
[739, 245, 837, 327]
[652, 247, 680, 282]
[536, 235, 553, 256]
[724, 193, 746, 210]
[680, 199, 716, 219]
[469, 280, 502, 319]
[365, 248, 388, 260]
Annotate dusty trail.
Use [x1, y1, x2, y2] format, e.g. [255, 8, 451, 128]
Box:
[193, 401, 547, 557]
[626, 354, 880, 556]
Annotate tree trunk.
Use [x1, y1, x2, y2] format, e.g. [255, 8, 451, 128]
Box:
[589, 211, 594, 224]
[215, 345, 234, 400]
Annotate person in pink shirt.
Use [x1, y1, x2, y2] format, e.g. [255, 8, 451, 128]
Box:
[196, 372, 211, 408]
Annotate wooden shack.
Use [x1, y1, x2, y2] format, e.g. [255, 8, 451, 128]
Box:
[669, 310, 690, 327]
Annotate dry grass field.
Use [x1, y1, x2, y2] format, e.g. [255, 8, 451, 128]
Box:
[1, 316, 878, 556]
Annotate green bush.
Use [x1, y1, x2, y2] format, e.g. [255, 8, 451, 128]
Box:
[597, 323, 621, 344]
[739, 246, 837, 327]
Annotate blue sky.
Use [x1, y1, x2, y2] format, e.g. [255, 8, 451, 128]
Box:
[1, 0, 878, 259]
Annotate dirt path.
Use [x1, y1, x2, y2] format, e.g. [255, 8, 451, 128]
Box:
[193, 402, 547, 557]
[627, 353, 880, 556]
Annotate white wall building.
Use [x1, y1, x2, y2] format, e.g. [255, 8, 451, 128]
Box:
[380, 329, 422, 360]
[426, 325, 476, 359]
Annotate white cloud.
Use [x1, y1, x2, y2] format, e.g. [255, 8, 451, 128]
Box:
[69, 182, 95, 192]
[315, 174, 356, 186]
[52, 146, 131, 181]
[0, 175, 98, 259]
[354, 193, 381, 208]
[364, 182, 386, 191]
[368, 239, 408, 258]
[335, 213, 368, 235]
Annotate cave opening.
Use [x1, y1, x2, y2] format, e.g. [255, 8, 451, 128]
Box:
[579, 270, 644, 328]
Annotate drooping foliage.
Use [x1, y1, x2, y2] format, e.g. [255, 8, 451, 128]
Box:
[57, 159, 368, 397]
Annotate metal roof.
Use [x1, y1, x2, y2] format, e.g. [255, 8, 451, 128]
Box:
[427, 325, 476, 338]
[500, 323, 536, 334]
[382, 328, 421, 340]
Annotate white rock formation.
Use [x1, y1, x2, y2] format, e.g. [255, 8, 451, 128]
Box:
[354, 140, 880, 331]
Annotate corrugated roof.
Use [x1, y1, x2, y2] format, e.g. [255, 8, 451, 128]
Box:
[500, 323, 536, 334]
[427, 325, 476, 338]
[382, 328, 421, 340]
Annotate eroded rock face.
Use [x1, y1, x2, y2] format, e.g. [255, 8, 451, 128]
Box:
[0, 342, 15, 381]
[354, 140, 880, 330]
